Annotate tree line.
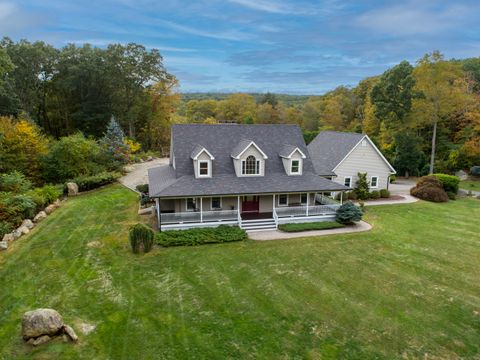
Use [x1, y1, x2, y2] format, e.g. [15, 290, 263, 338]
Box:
[177, 53, 480, 175]
[0, 37, 478, 175]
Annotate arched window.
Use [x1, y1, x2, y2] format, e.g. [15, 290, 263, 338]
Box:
[242, 155, 260, 175]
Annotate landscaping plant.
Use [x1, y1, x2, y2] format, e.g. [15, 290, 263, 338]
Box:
[278, 221, 345, 232]
[433, 173, 460, 193]
[380, 189, 390, 198]
[129, 223, 155, 253]
[335, 201, 363, 225]
[354, 172, 370, 200]
[410, 176, 449, 202]
[156, 225, 247, 247]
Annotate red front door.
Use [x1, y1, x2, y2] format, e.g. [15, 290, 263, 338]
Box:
[241, 196, 259, 214]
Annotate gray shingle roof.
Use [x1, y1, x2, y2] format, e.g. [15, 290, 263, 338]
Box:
[307, 131, 365, 176]
[230, 139, 253, 158]
[149, 124, 351, 197]
[279, 144, 298, 158]
[190, 144, 205, 159]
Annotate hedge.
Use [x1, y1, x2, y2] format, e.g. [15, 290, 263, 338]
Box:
[156, 225, 247, 247]
[70, 171, 121, 192]
[433, 173, 460, 193]
[278, 221, 345, 232]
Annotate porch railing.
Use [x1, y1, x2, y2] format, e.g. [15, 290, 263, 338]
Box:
[161, 210, 239, 224]
[315, 193, 340, 205]
[275, 204, 340, 218]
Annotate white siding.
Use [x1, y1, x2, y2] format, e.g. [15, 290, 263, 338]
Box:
[281, 150, 304, 175]
[193, 151, 212, 178]
[334, 140, 393, 190]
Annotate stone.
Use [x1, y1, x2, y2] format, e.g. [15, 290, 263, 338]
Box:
[0, 241, 7, 250]
[146, 156, 153, 161]
[455, 170, 468, 180]
[66, 182, 79, 196]
[21, 219, 34, 230]
[54, 199, 61, 207]
[22, 309, 64, 340]
[33, 211, 47, 223]
[32, 335, 51, 347]
[45, 204, 56, 215]
[12, 229, 22, 239]
[17, 226, 29, 235]
[64, 325, 78, 342]
[2, 233, 14, 243]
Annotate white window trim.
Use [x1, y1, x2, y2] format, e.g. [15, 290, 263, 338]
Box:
[370, 176, 379, 189]
[300, 193, 308, 205]
[233, 141, 268, 159]
[211, 197, 222, 210]
[241, 157, 262, 176]
[278, 194, 289, 207]
[192, 147, 215, 160]
[281, 147, 307, 159]
[344, 176, 352, 187]
[197, 160, 211, 178]
[185, 198, 196, 212]
[290, 159, 302, 175]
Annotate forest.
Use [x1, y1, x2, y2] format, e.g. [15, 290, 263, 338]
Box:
[1, 38, 479, 179]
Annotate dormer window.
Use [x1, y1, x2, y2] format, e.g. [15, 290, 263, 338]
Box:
[291, 160, 300, 174]
[198, 161, 210, 177]
[242, 155, 260, 175]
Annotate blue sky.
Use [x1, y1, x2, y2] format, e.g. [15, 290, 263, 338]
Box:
[1, 0, 479, 94]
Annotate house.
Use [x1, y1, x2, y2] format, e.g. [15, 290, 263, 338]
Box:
[307, 131, 396, 191]
[148, 124, 350, 232]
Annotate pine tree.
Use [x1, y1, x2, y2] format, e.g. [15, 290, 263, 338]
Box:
[102, 116, 129, 163]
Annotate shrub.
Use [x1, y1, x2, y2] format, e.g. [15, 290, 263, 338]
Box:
[278, 221, 345, 232]
[446, 191, 456, 200]
[335, 201, 363, 225]
[0, 221, 13, 239]
[369, 190, 380, 199]
[471, 166, 480, 176]
[26, 185, 63, 210]
[354, 172, 370, 200]
[136, 184, 149, 194]
[380, 189, 390, 198]
[70, 171, 121, 192]
[0, 193, 36, 227]
[0, 171, 32, 193]
[389, 175, 397, 183]
[42, 133, 106, 183]
[410, 176, 448, 202]
[100, 117, 130, 165]
[433, 173, 460, 193]
[140, 194, 151, 207]
[156, 225, 247, 247]
[129, 223, 155, 253]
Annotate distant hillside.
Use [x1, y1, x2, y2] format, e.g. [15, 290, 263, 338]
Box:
[181, 92, 312, 107]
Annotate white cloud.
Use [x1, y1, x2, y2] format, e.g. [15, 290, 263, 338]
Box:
[355, 2, 470, 36]
[161, 20, 252, 41]
[228, 0, 294, 14]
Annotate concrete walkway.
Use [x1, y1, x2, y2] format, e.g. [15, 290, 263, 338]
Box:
[249, 220, 372, 241]
[359, 194, 419, 207]
[119, 158, 168, 191]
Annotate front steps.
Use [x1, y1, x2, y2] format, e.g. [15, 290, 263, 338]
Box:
[240, 218, 277, 232]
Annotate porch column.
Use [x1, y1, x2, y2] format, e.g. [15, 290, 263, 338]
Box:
[237, 196, 241, 224]
[200, 197, 203, 223]
[155, 198, 161, 230]
[306, 193, 309, 216]
[340, 191, 343, 205]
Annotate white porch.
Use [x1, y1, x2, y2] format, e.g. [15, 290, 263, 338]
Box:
[155, 192, 344, 231]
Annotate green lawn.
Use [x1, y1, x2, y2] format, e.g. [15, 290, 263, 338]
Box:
[460, 180, 480, 192]
[1, 185, 480, 359]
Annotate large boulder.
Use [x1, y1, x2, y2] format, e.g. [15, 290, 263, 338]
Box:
[0, 241, 7, 251]
[2, 233, 14, 243]
[17, 226, 30, 235]
[21, 219, 34, 230]
[22, 309, 64, 340]
[66, 182, 79, 196]
[33, 211, 47, 223]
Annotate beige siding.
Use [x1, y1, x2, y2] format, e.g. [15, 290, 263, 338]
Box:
[233, 145, 265, 177]
[281, 150, 304, 175]
[334, 140, 393, 190]
[259, 195, 273, 212]
[193, 151, 212, 178]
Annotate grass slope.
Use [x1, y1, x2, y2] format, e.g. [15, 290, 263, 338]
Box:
[460, 180, 480, 192]
[1, 185, 480, 359]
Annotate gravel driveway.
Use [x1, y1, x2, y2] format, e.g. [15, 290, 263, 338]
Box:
[119, 158, 168, 191]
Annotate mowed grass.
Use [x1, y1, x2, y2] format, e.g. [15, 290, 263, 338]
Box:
[460, 180, 480, 192]
[1, 185, 480, 359]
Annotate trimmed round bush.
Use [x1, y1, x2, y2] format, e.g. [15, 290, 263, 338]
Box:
[129, 223, 154, 253]
[380, 189, 390, 198]
[335, 201, 363, 225]
[410, 176, 449, 203]
[369, 190, 380, 199]
[433, 173, 460, 193]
